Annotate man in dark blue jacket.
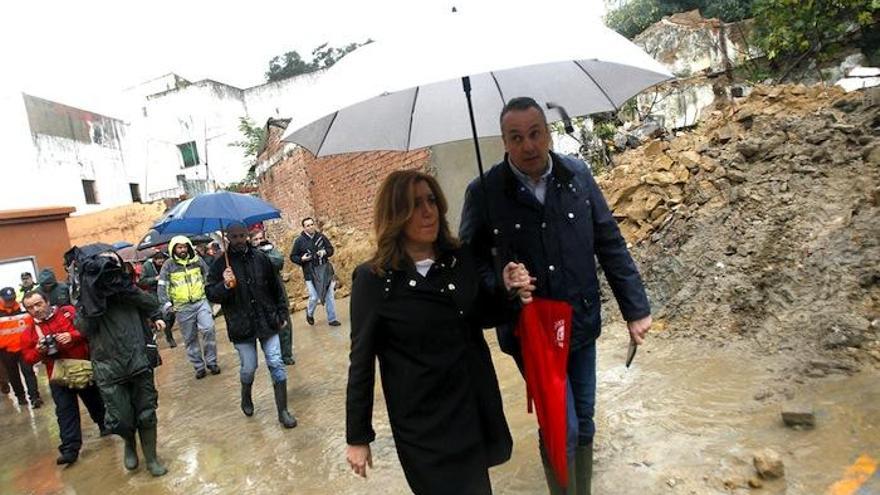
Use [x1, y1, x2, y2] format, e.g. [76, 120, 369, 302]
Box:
[460, 97, 652, 495]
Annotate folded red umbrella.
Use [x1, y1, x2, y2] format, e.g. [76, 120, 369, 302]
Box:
[516, 297, 572, 487]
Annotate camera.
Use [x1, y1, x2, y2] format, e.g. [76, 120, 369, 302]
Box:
[40, 334, 59, 357]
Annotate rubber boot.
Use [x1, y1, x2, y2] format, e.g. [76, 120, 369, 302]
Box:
[138, 427, 167, 477]
[164, 328, 177, 348]
[540, 442, 576, 495]
[122, 434, 139, 470]
[272, 380, 297, 429]
[240, 381, 254, 417]
[575, 442, 593, 495]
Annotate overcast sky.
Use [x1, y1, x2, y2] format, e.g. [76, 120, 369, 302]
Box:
[1, 0, 605, 116]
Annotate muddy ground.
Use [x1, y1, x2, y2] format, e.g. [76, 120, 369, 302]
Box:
[0, 301, 877, 494]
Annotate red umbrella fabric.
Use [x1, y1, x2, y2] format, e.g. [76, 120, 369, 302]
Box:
[516, 297, 573, 487]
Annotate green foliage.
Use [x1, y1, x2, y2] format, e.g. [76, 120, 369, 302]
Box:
[228, 117, 266, 161]
[223, 170, 258, 194]
[265, 40, 372, 82]
[605, 0, 753, 38]
[752, 0, 876, 61]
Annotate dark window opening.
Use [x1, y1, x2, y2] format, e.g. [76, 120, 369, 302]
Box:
[130, 183, 142, 203]
[177, 141, 200, 168]
[82, 180, 98, 204]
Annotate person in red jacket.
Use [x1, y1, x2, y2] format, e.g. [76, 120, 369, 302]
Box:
[21, 290, 107, 465]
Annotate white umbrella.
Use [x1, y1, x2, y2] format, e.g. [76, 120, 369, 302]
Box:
[281, 11, 673, 164]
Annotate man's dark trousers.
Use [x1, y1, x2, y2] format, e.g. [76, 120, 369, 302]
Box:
[50, 382, 106, 457]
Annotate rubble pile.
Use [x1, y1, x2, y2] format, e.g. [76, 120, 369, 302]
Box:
[598, 84, 880, 369]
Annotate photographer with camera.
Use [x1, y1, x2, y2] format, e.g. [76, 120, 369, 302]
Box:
[21, 291, 107, 466]
[0, 286, 43, 409]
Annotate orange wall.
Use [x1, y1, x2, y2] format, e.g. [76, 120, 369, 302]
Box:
[0, 219, 71, 278]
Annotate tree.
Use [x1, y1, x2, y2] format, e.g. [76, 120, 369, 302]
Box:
[265, 40, 372, 82]
[605, 0, 754, 39]
[751, 0, 877, 61]
[228, 117, 266, 162]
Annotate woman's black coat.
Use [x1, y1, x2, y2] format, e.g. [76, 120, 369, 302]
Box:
[346, 247, 514, 495]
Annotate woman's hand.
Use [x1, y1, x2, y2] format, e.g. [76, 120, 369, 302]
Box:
[346, 444, 373, 478]
[502, 262, 536, 304]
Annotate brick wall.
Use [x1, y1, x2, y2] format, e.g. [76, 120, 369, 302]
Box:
[257, 123, 430, 234]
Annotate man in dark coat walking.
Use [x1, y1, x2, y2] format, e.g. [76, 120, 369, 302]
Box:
[289, 217, 340, 327]
[206, 223, 297, 428]
[460, 97, 652, 495]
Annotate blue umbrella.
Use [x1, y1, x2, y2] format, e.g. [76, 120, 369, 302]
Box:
[152, 191, 281, 235]
[111, 241, 133, 250]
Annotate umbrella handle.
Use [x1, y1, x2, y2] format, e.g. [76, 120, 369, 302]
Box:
[223, 230, 237, 288]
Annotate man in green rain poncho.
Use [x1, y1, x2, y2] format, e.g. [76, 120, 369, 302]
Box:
[70, 243, 168, 477]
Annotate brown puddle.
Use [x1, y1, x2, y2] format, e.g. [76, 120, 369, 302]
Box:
[0, 299, 877, 494]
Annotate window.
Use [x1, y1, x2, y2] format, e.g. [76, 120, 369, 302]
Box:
[129, 183, 142, 203]
[82, 180, 98, 204]
[177, 141, 200, 168]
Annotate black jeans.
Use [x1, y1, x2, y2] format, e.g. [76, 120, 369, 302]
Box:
[50, 382, 106, 455]
[0, 349, 40, 403]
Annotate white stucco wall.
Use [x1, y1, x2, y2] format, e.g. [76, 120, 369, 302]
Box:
[134, 80, 250, 190]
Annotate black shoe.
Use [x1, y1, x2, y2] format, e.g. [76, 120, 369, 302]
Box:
[17, 397, 27, 406]
[329, 320, 342, 327]
[56, 451, 78, 465]
[99, 426, 112, 437]
[283, 358, 296, 366]
[167, 339, 177, 349]
[195, 369, 207, 380]
[31, 397, 44, 409]
[208, 365, 221, 375]
[306, 314, 314, 325]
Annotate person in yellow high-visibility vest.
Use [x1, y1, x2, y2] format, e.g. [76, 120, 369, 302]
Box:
[157, 236, 219, 380]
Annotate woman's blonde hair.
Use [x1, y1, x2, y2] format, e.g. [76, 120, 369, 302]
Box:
[368, 170, 459, 275]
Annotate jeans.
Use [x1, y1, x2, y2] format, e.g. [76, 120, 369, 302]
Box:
[305, 280, 337, 322]
[176, 299, 218, 371]
[50, 382, 105, 455]
[566, 342, 597, 456]
[233, 334, 286, 384]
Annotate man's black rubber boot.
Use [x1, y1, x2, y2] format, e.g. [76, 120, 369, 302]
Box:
[123, 434, 139, 470]
[138, 426, 168, 477]
[241, 381, 254, 417]
[272, 380, 298, 429]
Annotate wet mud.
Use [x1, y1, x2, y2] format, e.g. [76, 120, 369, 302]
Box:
[1, 298, 877, 494]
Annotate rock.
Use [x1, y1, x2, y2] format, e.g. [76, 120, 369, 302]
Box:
[748, 477, 764, 488]
[653, 154, 676, 171]
[781, 406, 816, 429]
[754, 389, 773, 401]
[643, 140, 670, 159]
[753, 449, 785, 479]
[715, 124, 739, 143]
[643, 171, 678, 186]
[863, 145, 880, 165]
[805, 130, 832, 145]
[736, 141, 761, 160]
[727, 170, 747, 184]
[677, 150, 702, 171]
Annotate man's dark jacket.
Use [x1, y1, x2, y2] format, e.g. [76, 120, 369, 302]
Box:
[289, 231, 334, 282]
[459, 151, 651, 353]
[206, 245, 288, 344]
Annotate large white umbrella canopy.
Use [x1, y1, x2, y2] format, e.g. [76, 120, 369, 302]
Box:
[281, 10, 673, 157]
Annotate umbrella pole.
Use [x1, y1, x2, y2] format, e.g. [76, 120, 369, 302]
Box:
[462, 76, 509, 280]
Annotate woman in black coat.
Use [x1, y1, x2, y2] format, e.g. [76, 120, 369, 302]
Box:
[345, 170, 534, 495]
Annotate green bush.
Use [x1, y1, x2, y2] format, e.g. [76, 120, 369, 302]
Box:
[752, 0, 877, 61]
[605, 0, 753, 39]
